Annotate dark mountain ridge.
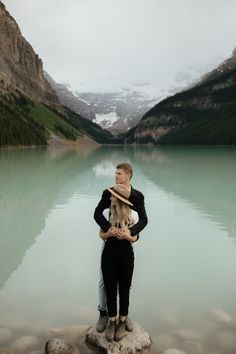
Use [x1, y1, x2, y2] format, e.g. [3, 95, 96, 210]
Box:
[125, 49, 236, 145]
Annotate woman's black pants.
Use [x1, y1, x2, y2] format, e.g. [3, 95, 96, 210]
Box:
[101, 241, 134, 317]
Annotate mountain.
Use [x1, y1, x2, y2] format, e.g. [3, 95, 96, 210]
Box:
[44, 72, 96, 121]
[124, 49, 236, 145]
[0, 1, 114, 147]
[0, 1, 60, 110]
[0, 87, 116, 146]
[77, 90, 156, 134]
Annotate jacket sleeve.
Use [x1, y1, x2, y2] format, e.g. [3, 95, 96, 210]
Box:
[94, 189, 111, 232]
[129, 193, 148, 236]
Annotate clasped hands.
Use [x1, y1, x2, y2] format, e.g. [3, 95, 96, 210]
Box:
[108, 226, 130, 240]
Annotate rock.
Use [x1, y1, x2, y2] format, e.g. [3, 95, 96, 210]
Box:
[0, 349, 13, 354]
[173, 329, 202, 341]
[162, 349, 186, 354]
[209, 308, 233, 324]
[215, 330, 236, 352]
[85, 321, 151, 354]
[45, 338, 80, 354]
[11, 335, 40, 353]
[181, 340, 204, 354]
[162, 316, 179, 329]
[0, 328, 13, 344]
[200, 320, 220, 334]
[48, 325, 90, 345]
[152, 334, 178, 352]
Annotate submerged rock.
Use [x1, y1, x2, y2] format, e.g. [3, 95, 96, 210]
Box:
[209, 308, 233, 324]
[85, 321, 151, 354]
[215, 330, 236, 352]
[11, 335, 40, 353]
[48, 325, 90, 345]
[181, 340, 204, 354]
[0, 328, 13, 344]
[0, 349, 13, 354]
[162, 349, 186, 354]
[45, 338, 80, 354]
[152, 334, 178, 352]
[172, 329, 202, 341]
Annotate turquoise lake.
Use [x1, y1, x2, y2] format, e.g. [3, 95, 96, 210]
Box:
[0, 146, 236, 353]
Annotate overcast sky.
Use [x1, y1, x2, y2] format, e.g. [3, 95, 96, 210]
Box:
[3, 0, 236, 96]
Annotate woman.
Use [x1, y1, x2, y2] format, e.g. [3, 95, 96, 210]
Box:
[99, 184, 138, 342]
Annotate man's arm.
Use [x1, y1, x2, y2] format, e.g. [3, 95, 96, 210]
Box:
[129, 193, 148, 236]
[94, 189, 111, 232]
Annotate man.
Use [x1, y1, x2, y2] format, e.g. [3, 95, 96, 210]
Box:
[94, 162, 148, 332]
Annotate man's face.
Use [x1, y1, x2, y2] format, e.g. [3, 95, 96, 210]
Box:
[115, 168, 130, 185]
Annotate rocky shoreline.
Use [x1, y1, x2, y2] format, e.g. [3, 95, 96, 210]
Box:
[1, 308, 236, 353]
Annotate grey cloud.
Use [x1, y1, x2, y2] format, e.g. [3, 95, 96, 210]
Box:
[3, 0, 236, 95]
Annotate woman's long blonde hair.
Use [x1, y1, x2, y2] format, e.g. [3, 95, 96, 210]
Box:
[110, 199, 132, 230]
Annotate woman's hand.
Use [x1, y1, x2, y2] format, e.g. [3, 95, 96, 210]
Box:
[116, 229, 131, 240]
[108, 227, 119, 237]
[117, 229, 138, 243]
[99, 227, 119, 240]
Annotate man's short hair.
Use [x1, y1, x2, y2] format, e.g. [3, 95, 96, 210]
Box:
[116, 163, 133, 178]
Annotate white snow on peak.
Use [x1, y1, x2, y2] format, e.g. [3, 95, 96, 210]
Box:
[93, 111, 120, 128]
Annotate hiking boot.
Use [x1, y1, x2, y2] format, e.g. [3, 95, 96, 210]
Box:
[125, 316, 134, 332]
[105, 320, 116, 342]
[114, 320, 127, 341]
[96, 311, 108, 333]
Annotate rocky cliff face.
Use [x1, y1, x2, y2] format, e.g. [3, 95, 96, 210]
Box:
[125, 48, 236, 144]
[0, 1, 60, 110]
[44, 72, 96, 121]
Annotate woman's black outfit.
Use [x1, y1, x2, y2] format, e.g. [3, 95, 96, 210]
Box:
[101, 235, 134, 317]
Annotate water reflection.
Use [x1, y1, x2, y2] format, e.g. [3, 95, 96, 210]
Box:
[1, 146, 236, 289]
[0, 146, 100, 289]
[132, 146, 236, 241]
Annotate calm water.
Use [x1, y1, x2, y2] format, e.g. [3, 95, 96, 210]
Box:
[0, 146, 236, 353]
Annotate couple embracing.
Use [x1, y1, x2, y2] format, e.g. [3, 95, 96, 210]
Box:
[94, 163, 148, 342]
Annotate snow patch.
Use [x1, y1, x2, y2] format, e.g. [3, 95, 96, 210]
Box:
[93, 111, 120, 128]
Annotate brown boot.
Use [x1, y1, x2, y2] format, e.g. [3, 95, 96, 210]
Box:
[105, 320, 116, 342]
[114, 320, 127, 341]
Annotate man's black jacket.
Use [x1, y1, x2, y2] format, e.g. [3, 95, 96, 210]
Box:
[94, 185, 148, 236]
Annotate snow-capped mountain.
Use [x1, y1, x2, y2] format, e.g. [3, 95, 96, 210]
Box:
[73, 58, 223, 133]
[75, 90, 157, 133]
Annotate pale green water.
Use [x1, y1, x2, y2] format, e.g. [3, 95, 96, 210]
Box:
[0, 146, 236, 353]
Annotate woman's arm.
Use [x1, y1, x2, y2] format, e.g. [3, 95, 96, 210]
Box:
[99, 227, 119, 240]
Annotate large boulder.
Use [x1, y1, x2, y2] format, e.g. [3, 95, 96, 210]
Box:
[85, 321, 151, 354]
